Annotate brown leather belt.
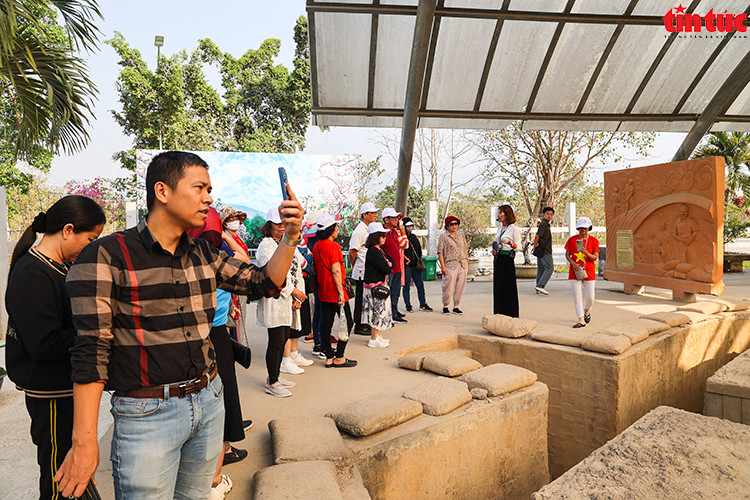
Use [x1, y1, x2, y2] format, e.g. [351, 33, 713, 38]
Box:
[115, 365, 217, 399]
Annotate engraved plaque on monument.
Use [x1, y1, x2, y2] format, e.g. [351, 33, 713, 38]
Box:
[615, 230, 634, 270]
[603, 157, 725, 300]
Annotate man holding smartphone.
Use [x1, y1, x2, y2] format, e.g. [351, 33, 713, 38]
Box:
[382, 208, 409, 324]
[57, 151, 305, 499]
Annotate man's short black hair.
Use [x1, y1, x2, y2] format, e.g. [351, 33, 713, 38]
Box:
[146, 151, 209, 211]
[542, 207, 555, 214]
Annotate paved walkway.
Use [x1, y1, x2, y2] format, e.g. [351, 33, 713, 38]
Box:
[2, 270, 749, 499]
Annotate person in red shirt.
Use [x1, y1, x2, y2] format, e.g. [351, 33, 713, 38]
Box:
[564, 216, 600, 328]
[381, 207, 409, 324]
[312, 214, 357, 367]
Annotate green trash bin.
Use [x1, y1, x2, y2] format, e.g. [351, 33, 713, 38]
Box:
[422, 256, 438, 281]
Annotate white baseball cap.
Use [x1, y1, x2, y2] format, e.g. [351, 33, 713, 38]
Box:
[576, 216, 593, 229]
[367, 222, 389, 235]
[316, 214, 336, 230]
[265, 207, 282, 224]
[382, 207, 401, 219]
[360, 202, 379, 214]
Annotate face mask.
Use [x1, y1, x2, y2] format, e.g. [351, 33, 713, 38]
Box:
[226, 221, 240, 231]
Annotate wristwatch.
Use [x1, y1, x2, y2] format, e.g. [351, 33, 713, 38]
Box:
[281, 233, 302, 247]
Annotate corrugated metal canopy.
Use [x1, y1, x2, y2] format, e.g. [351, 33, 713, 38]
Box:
[307, 0, 750, 132]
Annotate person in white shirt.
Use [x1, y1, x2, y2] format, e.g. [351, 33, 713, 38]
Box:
[349, 202, 379, 335]
[492, 204, 522, 317]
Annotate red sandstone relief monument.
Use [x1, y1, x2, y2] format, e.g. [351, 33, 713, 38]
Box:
[603, 157, 725, 301]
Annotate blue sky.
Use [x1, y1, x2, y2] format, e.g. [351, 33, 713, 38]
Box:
[48, 1, 686, 188]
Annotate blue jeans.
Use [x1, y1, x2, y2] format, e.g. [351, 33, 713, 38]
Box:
[110, 375, 225, 500]
[403, 267, 426, 308]
[536, 252, 554, 289]
[389, 271, 402, 317]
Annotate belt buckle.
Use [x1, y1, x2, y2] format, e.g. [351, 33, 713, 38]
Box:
[178, 377, 201, 397]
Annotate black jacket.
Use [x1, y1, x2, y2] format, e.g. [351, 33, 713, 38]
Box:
[364, 245, 394, 284]
[404, 233, 423, 268]
[5, 252, 76, 394]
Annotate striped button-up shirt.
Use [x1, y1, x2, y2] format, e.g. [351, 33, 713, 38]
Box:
[67, 219, 280, 391]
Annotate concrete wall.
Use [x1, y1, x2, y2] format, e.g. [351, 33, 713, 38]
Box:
[458, 310, 750, 478]
[347, 383, 549, 500]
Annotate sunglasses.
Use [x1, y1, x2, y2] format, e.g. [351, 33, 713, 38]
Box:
[448, 222, 459, 226]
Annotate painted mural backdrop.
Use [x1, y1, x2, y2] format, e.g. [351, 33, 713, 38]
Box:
[135, 150, 359, 242]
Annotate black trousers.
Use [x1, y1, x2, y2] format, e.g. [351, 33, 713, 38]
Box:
[266, 325, 290, 384]
[493, 253, 519, 317]
[353, 279, 369, 330]
[320, 301, 353, 359]
[210, 325, 244, 443]
[26, 395, 73, 500]
[290, 296, 312, 339]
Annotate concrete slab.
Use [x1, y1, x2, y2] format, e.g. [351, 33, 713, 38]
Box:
[533, 406, 750, 500]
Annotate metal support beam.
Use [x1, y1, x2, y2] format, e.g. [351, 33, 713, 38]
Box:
[673, 51, 750, 161]
[395, 0, 436, 214]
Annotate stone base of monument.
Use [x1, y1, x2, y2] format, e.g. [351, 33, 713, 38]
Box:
[532, 406, 750, 499]
[409, 310, 750, 478]
[704, 347, 750, 424]
[605, 269, 724, 302]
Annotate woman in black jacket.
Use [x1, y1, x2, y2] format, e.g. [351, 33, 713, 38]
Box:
[362, 223, 394, 348]
[5, 196, 105, 499]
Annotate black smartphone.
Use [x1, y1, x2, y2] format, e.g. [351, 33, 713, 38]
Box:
[278, 167, 289, 201]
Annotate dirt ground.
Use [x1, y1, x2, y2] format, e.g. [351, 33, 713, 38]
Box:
[533, 406, 750, 499]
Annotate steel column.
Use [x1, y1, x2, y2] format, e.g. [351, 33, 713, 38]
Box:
[673, 51, 750, 161]
[395, 0, 437, 214]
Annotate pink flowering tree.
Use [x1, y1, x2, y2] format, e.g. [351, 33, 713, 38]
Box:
[64, 177, 128, 233]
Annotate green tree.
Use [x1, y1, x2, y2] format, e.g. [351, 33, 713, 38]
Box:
[481, 123, 654, 262]
[243, 215, 266, 249]
[0, 0, 100, 188]
[373, 182, 434, 230]
[692, 132, 750, 204]
[109, 16, 311, 171]
[449, 193, 494, 253]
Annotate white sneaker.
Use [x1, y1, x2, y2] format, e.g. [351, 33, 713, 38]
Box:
[368, 337, 389, 348]
[292, 352, 314, 366]
[377, 334, 390, 345]
[265, 381, 292, 397]
[535, 286, 550, 295]
[277, 376, 296, 388]
[280, 359, 305, 375]
[209, 474, 232, 500]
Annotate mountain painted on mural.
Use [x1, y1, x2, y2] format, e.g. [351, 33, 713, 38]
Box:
[135, 150, 358, 219]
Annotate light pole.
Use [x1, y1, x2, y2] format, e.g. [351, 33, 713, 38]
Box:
[154, 35, 164, 150]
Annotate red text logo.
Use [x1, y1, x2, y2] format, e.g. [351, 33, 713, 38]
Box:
[663, 4, 747, 33]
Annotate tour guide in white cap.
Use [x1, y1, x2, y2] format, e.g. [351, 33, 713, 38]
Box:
[564, 216, 600, 329]
[349, 202, 380, 335]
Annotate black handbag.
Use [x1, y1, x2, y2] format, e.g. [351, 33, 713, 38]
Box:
[416, 258, 427, 272]
[80, 481, 102, 500]
[231, 338, 251, 369]
[371, 284, 390, 299]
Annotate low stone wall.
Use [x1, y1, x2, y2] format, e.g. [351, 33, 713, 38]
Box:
[455, 310, 750, 478]
[704, 347, 750, 424]
[347, 382, 549, 500]
[533, 406, 750, 499]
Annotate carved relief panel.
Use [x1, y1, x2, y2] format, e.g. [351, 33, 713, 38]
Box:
[604, 157, 725, 297]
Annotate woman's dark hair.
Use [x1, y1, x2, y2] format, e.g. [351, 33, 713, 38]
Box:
[260, 220, 274, 238]
[10, 195, 106, 278]
[498, 204, 516, 224]
[364, 232, 386, 248]
[317, 223, 337, 241]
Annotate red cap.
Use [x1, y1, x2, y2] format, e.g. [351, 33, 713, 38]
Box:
[444, 215, 460, 229]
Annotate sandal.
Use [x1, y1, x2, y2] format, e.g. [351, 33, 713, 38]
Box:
[573, 322, 586, 328]
[325, 359, 334, 368]
[584, 313, 591, 324]
[332, 358, 358, 368]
